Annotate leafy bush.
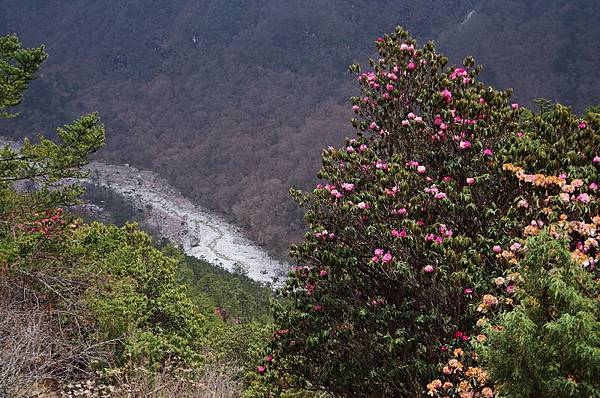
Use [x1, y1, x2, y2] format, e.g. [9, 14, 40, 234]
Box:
[478, 231, 599, 398]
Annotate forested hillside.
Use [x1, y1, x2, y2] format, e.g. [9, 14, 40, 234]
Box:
[0, 1, 598, 258]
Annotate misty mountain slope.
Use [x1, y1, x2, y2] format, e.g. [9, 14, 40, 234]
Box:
[1, 1, 597, 256]
[439, 0, 600, 110]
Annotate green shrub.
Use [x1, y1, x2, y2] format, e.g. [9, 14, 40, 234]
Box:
[479, 231, 599, 398]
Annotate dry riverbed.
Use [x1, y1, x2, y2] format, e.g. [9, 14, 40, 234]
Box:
[86, 162, 289, 286]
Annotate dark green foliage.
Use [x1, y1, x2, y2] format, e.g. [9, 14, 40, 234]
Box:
[0, 33, 47, 118]
[176, 253, 273, 324]
[480, 232, 600, 398]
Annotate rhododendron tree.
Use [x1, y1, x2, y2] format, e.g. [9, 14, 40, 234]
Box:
[251, 26, 600, 397]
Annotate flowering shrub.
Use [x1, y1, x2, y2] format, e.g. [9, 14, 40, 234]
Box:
[477, 231, 599, 397]
[252, 27, 600, 396]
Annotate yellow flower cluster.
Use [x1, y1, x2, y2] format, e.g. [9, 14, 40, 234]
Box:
[554, 217, 599, 268]
[502, 163, 564, 187]
[477, 294, 499, 313]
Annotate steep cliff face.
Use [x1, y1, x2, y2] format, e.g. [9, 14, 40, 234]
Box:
[1, 1, 596, 256]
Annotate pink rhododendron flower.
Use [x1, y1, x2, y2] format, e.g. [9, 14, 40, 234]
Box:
[386, 84, 394, 92]
[463, 288, 473, 294]
[511, 103, 519, 110]
[572, 179, 584, 188]
[407, 61, 416, 70]
[483, 148, 493, 156]
[352, 105, 360, 112]
[401, 119, 410, 126]
[391, 229, 407, 238]
[382, 252, 393, 263]
[369, 122, 378, 130]
[384, 186, 398, 197]
[459, 140, 472, 149]
[506, 285, 515, 294]
[314, 304, 322, 311]
[510, 242, 522, 251]
[346, 146, 355, 153]
[466, 177, 475, 185]
[492, 245, 502, 254]
[579, 122, 586, 129]
[258, 366, 266, 373]
[424, 185, 439, 194]
[439, 224, 453, 237]
[414, 116, 423, 123]
[593, 156, 600, 163]
[559, 192, 571, 202]
[434, 192, 447, 199]
[342, 183, 355, 191]
[387, 72, 398, 80]
[265, 355, 273, 362]
[319, 270, 328, 277]
[374, 248, 385, 256]
[423, 265, 435, 273]
[441, 89, 453, 103]
[590, 182, 598, 190]
[417, 165, 427, 174]
[359, 144, 368, 152]
[407, 112, 416, 119]
[376, 160, 388, 170]
[357, 202, 369, 209]
[577, 193, 590, 203]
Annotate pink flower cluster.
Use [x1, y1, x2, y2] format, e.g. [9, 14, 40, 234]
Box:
[441, 89, 453, 103]
[391, 228, 407, 238]
[425, 185, 448, 200]
[315, 229, 335, 240]
[425, 224, 454, 245]
[384, 186, 399, 197]
[373, 248, 393, 264]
